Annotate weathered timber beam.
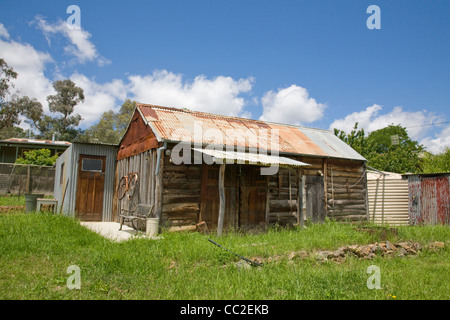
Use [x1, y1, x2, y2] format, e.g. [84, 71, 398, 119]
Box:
[217, 163, 226, 237]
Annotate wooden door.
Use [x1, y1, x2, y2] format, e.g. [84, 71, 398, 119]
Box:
[239, 165, 267, 229]
[75, 155, 106, 221]
[305, 175, 325, 223]
[200, 164, 238, 231]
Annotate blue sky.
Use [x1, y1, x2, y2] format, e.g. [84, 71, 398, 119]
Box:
[1, 0, 449, 153]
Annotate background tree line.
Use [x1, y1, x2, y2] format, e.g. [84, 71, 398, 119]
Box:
[1, 58, 85, 142]
[1, 57, 133, 145]
[334, 123, 450, 174]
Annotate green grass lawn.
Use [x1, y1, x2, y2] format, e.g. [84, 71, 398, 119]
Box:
[0, 195, 26, 207]
[0, 211, 448, 300]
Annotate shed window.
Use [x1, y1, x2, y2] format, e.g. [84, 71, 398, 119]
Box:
[82, 158, 103, 172]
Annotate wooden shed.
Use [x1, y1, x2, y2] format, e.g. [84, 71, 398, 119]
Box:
[54, 142, 118, 221]
[115, 103, 368, 233]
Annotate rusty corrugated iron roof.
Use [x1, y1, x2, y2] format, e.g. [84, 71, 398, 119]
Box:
[136, 103, 366, 161]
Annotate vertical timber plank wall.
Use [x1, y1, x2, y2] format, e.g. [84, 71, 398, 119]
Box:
[325, 158, 368, 222]
[267, 167, 298, 226]
[115, 149, 157, 222]
[119, 152, 368, 229]
[160, 151, 202, 228]
[267, 156, 367, 224]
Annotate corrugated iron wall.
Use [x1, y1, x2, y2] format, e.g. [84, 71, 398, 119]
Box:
[53, 143, 118, 221]
[368, 173, 409, 225]
[54, 146, 73, 215]
[408, 174, 450, 225]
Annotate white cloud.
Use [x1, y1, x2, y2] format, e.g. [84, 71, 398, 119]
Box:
[329, 104, 441, 140]
[128, 70, 253, 117]
[1, 25, 254, 128]
[68, 70, 254, 128]
[0, 26, 119, 128]
[0, 34, 54, 108]
[0, 23, 10, 39]
[329, 104, 448, 153]
[34, 17, 110, 66]
[259, 85, 326, 125]
[420, 125, 450, 154]
[2, 20, 257, 131]
[69, 73, 128, 127]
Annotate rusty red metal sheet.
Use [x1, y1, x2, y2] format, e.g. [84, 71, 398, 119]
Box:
[117, 110, 159, 160]
[408, 174, 449, 225]
[269, 124, 327, 156]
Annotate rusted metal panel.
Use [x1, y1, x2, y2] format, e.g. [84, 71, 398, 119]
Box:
[118, 110, 159, 160]
[407, 174, 450, 225]
[408, 175, 421, 225]
[269, 124, 323, 156]
[134, 103, 366, 161]
[437, 176, 450, 225]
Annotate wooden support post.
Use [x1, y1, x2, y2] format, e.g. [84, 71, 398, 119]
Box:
[265, 175, 270, 225]
[297, 167, 304, 228]
[154, 152, 164, 220]
[217, 163, 226, 237]
[323, 158, 328, 217]
[364, 163, 370, 222]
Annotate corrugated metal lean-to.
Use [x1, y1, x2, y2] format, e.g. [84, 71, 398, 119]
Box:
[367, 171, 409, 226]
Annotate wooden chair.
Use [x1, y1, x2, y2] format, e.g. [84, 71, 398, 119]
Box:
[119, 204, 154, 231]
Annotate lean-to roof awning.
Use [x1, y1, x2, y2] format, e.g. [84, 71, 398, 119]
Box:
[192, 148, 310, 168]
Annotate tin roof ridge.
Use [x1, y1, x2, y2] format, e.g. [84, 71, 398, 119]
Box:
[136, 102, 333, 133]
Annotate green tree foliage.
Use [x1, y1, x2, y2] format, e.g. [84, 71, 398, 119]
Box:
[77, 99, 136, 144]
[0, 59, 85, 142]
[0, 58, 22, 139]
[334, 123, 374, 157]
[334, 123, 424, 174]
[367, 125, 424, 173]
[0, 58, 17, 101]
[10, 96, 44, 132]
[43, 79, 84, 141]
[15, 148, 59, 166]
[421, 148, 450, 173]
[0, 59, 86, 141]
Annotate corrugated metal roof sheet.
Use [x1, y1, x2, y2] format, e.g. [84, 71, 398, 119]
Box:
[192, 147, 310, 167]
[367, 176, 410, 226]
[137, 103, 366, 161]
[1, 138, 71, 146]
[367, 171, 404, 180]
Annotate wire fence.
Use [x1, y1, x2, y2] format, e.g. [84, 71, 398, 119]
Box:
[0, 163, 55, 196]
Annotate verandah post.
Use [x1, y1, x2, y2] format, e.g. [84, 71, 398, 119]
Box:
[217, 163, 226, 236]
[297, 167, 304, 228]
